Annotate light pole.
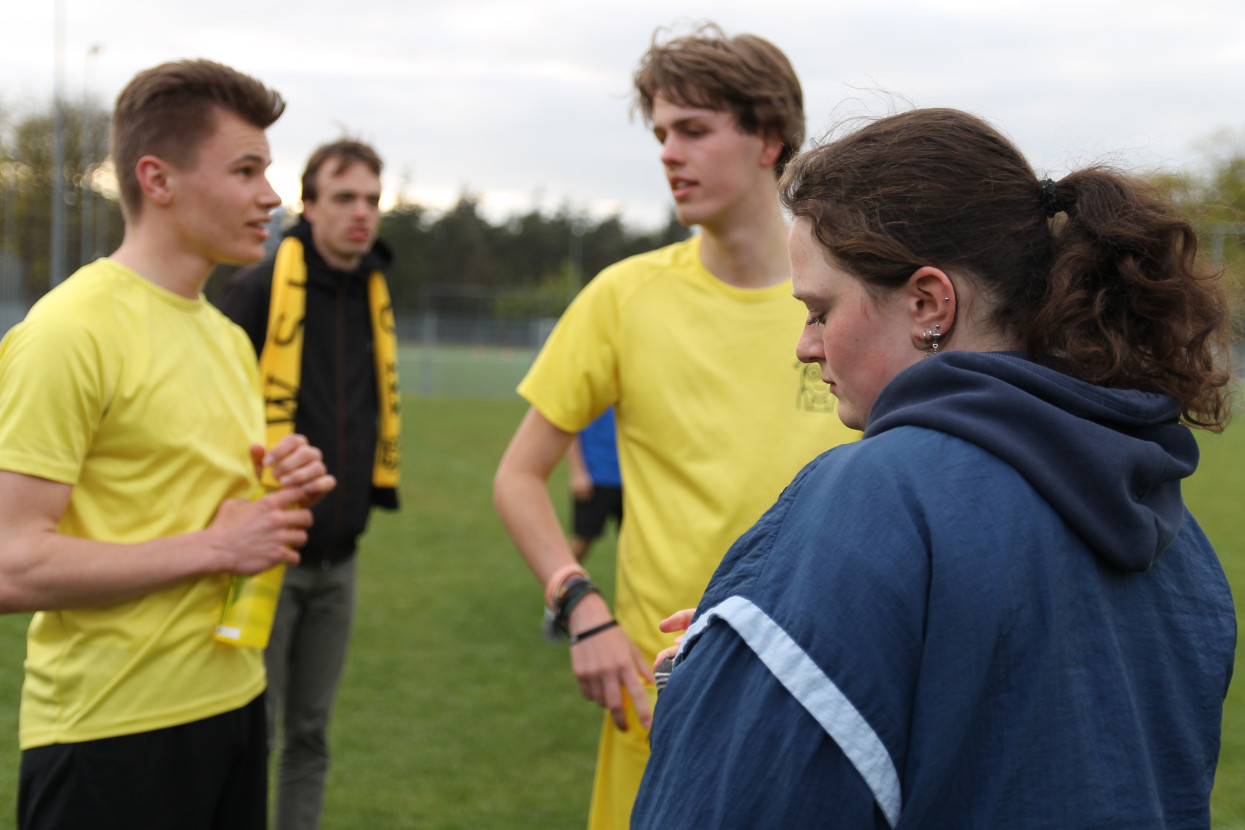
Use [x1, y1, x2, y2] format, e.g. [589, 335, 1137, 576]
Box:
[1, 147, 15, 301]
[79, 44, 101, 267]
[50, 0, 67, 286]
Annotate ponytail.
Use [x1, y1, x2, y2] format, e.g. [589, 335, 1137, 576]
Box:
[1031, 170, 1232, 430]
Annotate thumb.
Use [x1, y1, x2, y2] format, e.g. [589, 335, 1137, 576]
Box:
[249, 443, 266, 479]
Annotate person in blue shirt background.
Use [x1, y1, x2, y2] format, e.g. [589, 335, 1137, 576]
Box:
[567, 408, 623, 564]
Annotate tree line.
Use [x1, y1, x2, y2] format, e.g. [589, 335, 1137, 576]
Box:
[2, 99, 1242, 322]
[0, 99, 687, 319]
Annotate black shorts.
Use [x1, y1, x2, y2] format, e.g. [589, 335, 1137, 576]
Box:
[18, 693, 267, 830]
[572, 485, 624, 540]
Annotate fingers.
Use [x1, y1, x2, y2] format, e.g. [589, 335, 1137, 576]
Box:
[253, 496, 312, 553]
[275, 546, 302, 567]
[259, 487, 315, 521]
[262, 435, 337, 502]
[209, 495, 308, 574]
[653, 644, 679, 674]
[596, 660, 652, 731]
[248, 443, 266, 478]
[658, 608, 696, 634]
[570, 627, 656, 731]
[626, 646, 654, 730]
[265, 435, 324, 484]
[299, 474, 337, 508]
[253, 490, 316, 539]
[600, 676, 629, 731]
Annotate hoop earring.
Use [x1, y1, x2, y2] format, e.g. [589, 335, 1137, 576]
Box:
[922, 323, 942, 357]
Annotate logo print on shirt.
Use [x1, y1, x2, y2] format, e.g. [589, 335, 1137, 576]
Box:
[795, 363, 836, 413]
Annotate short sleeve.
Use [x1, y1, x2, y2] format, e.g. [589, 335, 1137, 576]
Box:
[517, 265, 625, 433]
[0, 312, 112, 484]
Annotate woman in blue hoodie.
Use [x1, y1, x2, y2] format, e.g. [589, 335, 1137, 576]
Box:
[633, 108, 1236, 829]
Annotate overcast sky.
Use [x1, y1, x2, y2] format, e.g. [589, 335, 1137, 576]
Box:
[3, 0, 1243, 230]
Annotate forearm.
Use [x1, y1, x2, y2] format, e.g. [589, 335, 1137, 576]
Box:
[493, 463, 578, 587]
[0, 526, 230, 613]
[495, 408, 652, 727]
[493, 407, 585, 587]
[0, 469, 310, 614]
[492, 470, 615, 632]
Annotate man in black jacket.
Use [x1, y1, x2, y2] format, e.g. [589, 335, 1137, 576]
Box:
[219, 139, 399, 830]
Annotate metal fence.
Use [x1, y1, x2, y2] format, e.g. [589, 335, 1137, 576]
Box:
[6, 225, 1245, 398]
[396, 311, 550, 398]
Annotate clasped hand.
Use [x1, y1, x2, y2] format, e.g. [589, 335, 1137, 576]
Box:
[208, 435, 337, 576]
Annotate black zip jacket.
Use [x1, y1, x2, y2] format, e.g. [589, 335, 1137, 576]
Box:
[217, 218, 398, 568]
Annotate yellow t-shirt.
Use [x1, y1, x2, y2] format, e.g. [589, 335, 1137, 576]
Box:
[520, 236, 859, 663]
[0, 259, 267, 749]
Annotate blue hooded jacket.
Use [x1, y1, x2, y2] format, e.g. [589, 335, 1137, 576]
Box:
[633, 352, 1236, 829]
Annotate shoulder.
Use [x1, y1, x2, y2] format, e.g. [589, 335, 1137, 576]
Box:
[588, 237, 698, 298]
[14, 262, 136, 350]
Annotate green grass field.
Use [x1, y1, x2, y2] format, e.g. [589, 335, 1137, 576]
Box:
[398, 343, 536, 399]
[0, 396, 1242, 828]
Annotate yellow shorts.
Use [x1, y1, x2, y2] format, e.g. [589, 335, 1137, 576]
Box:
[586, 685, 657, 830]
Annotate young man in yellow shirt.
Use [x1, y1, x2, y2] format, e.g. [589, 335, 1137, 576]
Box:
[0, 59, 335, 830]
[493, 23, 859, 830]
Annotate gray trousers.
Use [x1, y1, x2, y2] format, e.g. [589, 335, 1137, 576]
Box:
[265, 557, 357, 830]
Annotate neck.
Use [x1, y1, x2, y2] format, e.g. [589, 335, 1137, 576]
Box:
[319, 247, 365, 272]
[697, 190, 790, 289]
[110, 224, 214, 300]
[945, 281, 1025, 354]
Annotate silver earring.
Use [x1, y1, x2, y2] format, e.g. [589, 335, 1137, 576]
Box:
[923, 323, 942, 357]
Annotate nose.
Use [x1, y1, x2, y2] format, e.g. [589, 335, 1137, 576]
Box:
[660, 134, 682, 167]
[795, 325, 823, 365]
[259, 176, 280, 209]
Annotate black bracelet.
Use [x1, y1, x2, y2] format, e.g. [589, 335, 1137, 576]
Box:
[555, 579, 601, 635]
[569, 619, 618, 645]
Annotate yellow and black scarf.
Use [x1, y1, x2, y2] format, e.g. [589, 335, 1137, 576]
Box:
[256, 236, 400, 494]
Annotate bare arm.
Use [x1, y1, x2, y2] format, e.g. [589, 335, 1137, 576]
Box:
[493, 407, 653, 729]
[0, 433, 335, 615]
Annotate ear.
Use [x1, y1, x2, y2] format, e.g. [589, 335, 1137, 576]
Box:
[903, 266, 957, 353]
[758, 130, 785, 169]
[134, 155, 174, 208]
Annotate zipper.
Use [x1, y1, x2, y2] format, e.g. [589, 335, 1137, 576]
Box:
[330, 277, 347, 562]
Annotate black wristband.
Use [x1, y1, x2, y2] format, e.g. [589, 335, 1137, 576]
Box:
[569, 619, 618, 645]
[555, 579, 601, 635]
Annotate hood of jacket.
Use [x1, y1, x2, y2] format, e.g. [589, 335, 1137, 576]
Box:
[864, 351, 1198, 572]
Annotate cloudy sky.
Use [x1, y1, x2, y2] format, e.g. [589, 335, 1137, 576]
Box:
[3, 0, 1243, 230]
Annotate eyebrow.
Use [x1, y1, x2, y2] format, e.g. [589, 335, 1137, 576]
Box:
[329, 189, 382, 199]
[667, 115, 710, 130]
[233, 152, 271, 167]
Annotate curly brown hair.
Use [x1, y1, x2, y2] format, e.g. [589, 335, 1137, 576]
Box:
[632, 22, 804, 176]
[780, 107, 1232, 430]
